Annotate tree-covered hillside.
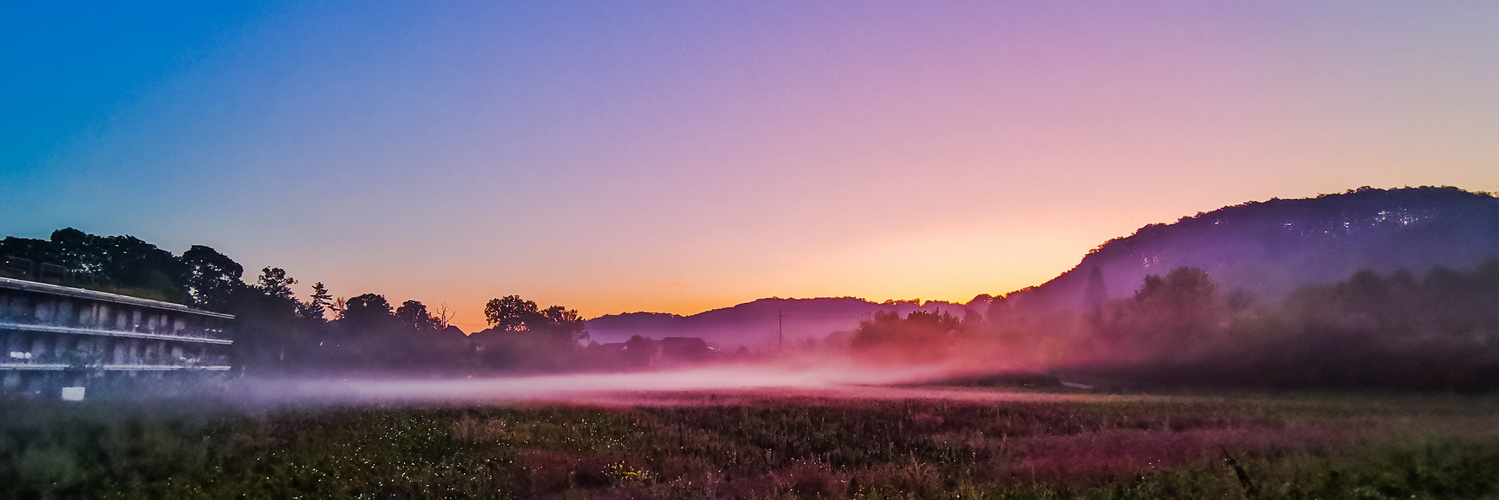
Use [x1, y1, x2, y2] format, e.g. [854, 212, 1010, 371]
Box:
[1007, 186, 1499, 313]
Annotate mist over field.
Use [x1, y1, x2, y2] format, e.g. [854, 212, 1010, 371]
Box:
[233, 366, 1100, 408]
[238, 365, 926, 404]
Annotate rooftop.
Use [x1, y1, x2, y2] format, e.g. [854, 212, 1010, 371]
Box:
[0, 277, 234, 320]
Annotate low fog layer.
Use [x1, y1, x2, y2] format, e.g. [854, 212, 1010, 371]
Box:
[235, 364, 1098, 407]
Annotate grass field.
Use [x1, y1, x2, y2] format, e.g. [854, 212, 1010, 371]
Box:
[2, 386, 1497, 499]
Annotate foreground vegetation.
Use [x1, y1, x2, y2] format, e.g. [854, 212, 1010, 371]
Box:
[3, 390, 1497, 499]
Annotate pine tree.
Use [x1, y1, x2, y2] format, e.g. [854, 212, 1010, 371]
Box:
[298, 282, 333, 322]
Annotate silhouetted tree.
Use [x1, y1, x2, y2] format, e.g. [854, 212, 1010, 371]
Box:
[254, 267, 297, 302]
[429, 303, 455, 330]
[46, 228, 95, 278]
[1098, 267, 1224, 349]
[298, 282, 333, 322]
[0, 236, 54, 266]
[395, 300, 440, 332]
[1135, 267, 1222, 339]
[850, 310, 969, 363]
[481, 295, 588, 342]
[342, 293, 392, 328]
[91, 234, 186, 300]
[484, 295, 540, 331]
[181, 245, 244, 311]
[539, 305, 588, 343]
[3, 228, 200, 302]
[984, 295, 1010, 324]
[330, 297, 347, 320]
[470, 295, 590, 372]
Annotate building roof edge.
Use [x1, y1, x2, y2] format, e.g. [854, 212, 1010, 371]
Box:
[0, 277, 235, 320]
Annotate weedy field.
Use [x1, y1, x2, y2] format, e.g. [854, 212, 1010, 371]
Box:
[2, 388, 1497, 499]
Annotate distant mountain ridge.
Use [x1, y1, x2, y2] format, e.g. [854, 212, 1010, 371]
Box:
[588, 187, 1499, 347]
[587, 297, 967, 347]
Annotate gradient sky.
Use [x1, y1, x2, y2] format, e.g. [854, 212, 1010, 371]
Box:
[4, 1, 1498, 331]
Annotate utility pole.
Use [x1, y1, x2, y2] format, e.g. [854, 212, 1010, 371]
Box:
[778, 309, 785, 352]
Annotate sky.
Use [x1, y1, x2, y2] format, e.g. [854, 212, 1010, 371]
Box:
[3, 1, 1498, 331]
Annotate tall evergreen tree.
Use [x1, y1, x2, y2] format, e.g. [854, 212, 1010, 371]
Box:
[299, 282, 333, 321]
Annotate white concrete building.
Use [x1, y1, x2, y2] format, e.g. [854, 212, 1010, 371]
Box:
[0, 277, 234, 395]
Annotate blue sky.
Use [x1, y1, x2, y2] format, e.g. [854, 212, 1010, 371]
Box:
[5, 1, 1498, 330]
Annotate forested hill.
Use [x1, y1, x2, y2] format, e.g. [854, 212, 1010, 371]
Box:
[592, 187, 1499, 347]
[1005, 186, 1499, 312]
[586, 297, 971, 348]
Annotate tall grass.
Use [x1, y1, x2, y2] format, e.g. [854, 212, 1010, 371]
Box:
[1, 393, 1495, 499]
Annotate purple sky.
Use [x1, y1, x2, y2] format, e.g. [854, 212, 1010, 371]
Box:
[4, 1, 1497, 330]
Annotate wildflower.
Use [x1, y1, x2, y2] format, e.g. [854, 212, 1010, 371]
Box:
[604, 461, 652, 484]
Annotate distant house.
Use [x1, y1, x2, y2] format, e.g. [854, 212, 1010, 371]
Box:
[584, 336, 715, 369]
[586, 341, 634, 368]
[658, 337, 712, 363]
[0, 277, 234, 397]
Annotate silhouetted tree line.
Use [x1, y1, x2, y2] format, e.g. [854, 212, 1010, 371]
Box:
[850, 310, 974, 364]
[3, 228, 211, 304]
[1, 228, 603, 375]
[852, 260, 1499, 391]
[1088, 262, 1499, 391]
[465, 295, 590, 372]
